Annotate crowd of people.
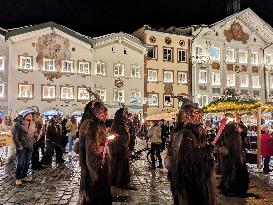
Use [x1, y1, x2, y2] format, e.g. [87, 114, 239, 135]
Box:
[0, 93, 272, 204]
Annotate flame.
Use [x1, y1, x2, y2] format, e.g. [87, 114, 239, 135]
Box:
[108, 135, 116, 140]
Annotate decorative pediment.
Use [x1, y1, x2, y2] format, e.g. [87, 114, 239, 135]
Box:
[224, 22, 249, 44]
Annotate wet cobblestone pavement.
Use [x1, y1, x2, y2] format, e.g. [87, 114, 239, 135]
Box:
[0, 141, 273, 205]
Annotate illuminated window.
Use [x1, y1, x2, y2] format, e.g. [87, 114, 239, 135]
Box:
[250, 52, 258, 65]
[114, 64, 124, 77]
[164, 71, 173, 83]
[96, 88, 106, 101]
[199, 70, 207, 83]
[226, 49, 235, 62]
[42, 85, 56, 99]
[212, 72, 221, 85]
[43, 58, 55, 71]
[19, 56, 32, 70]
[252, 76, 260, 88]
[96, 62, 106, 75]
[77, 87, 90, 100]
[131, 65, 141, 78]
[0, 83, 4, 97]
[18, 84, 33, 99]
[114, 90, 124, 102]
[239, 50, 248, 63]
[78, 61, 90, 75]
[240, 75, 249, 87]
[210, 47, 220, 60]
[0, 57, 5, 71]
[164, 95, 173, 107]
[61, 86, 74, 100]
[148, 70, 157, 82]
[62, 60, 73, 73]
[227, 74, 235, 86]
[148, 94, 158, 106]
[178, 72, 187, 84]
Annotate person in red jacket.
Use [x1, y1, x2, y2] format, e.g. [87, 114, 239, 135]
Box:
[261, 125, 273, 174]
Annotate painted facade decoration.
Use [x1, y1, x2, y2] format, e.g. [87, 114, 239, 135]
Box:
[36, 33, 71, 81]
[224, 22, 249, 44]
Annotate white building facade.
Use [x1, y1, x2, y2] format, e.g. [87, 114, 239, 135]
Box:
[6, 22, 94, 118]
[189, 8, 273, 107]
[93, 32, 146, 118]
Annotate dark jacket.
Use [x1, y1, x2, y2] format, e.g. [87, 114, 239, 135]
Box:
[46, 123, 62, 144]
[12, 119, 36, 148]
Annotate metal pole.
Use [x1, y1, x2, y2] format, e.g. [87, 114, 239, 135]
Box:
[257, 107, 262, 169]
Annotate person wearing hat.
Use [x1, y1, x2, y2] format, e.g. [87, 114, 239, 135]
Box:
[12, 110, 36, 185]
[261, 124, 273, 174]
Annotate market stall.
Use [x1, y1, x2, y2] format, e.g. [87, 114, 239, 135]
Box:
[202, 89, 273, 168]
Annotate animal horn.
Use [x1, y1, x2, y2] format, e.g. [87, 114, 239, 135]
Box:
[82, 85, 100, 100]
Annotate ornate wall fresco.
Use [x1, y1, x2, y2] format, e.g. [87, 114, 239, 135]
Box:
[224, 22, 249, 44]
[36, 33, 71, 81]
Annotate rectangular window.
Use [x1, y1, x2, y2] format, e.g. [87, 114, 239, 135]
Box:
[61, 86, 74, 100]
[18, 84, 33, 99]
[163, 48, 172, 61]
[212, 72, 221, 85]
[19, 56, 32, 70]
[96, 89, 106, 101]
[239, 50, 248, 63]
[0, 57, 4, 71]
[199, 70, 207, 83]
[148, 70, 157, 82]
[178, 72, 187, 84]
[227, 74, 236, 86]
[131, 90, 141, 98]
[178, 49, 186, 62]
[0, 83, 4, 97]
[226, 49, 235, 62]
[198, 95, 208, 108]
[265, 54, 271, 65]
[210, 47, 220, 60]
[96, 62, 106, 75]
[148, 46, 157, 59]
[114, 63, 125, 77]
[250, 52, 258, 65]
[42, 85, 56, 99]
[114, 90, 124, 102]
[62, 60, 73, 73]
[164, 95, 173, 107]
[78, 61, 90, 75]
[240, 75, 249, 87]
[43, 58, 55, 71]
[252, 76, 260, 88]
[78, 87, 90, 100]
[196, 46, 203, 59]
[164, 71, 173, 83]
[148, 94, 158, 106]
[131, 65, 141, 78]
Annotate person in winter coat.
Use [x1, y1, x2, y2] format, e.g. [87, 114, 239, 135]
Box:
[65, 116, 78, 155]
[147, 122, 162, 169]
[41, 116, 64, 165]
[108, 108, 130, 188]
[12, 111, 36, 185]
[261, 125, 273, 174]
[160, 119, 169, 151]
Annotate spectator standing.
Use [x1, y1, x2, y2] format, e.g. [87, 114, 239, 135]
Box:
[261, 125, 273, 174]
[12, 111, 36, 185]
[66, 116, 78, 155]
[147, 122, 163, 169]
[160, 119, 169, 151]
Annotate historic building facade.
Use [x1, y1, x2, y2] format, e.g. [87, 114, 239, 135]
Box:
[182, 8, 273, 107]
[132, 26, 191, 117]
[0, 28, 9, 116]
[93, 32, 147, 118]
[6, 22, 94, 118]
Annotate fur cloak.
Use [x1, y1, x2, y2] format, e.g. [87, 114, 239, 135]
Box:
[170, 122, 216, 205]
[218, 123, 249, 197]
[77, 119, 111, 205]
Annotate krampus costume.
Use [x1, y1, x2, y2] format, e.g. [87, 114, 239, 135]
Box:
[77, 90, 111, 205]
[217, 123, 249, 197]
[109, 107, 130, 187]
[168, 98, 216, 205]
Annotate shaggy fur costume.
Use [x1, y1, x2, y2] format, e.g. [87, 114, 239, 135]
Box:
[218, 123, 249, 197]
[77, 101, 111, 205]
[109, 108, 130, 187]
[170, 122, 216, 205]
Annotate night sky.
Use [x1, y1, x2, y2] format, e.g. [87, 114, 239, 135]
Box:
[0, 0, 272, 37]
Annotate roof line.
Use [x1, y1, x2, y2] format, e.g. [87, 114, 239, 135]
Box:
[6, 21, 93, 45]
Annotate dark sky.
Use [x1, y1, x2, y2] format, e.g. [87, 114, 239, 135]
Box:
[0, 0, 272, 37]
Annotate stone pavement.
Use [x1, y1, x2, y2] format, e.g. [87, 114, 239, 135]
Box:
[0, 141, 272, 205]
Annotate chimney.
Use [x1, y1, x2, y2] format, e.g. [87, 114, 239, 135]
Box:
[226, 0, 241, 15]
